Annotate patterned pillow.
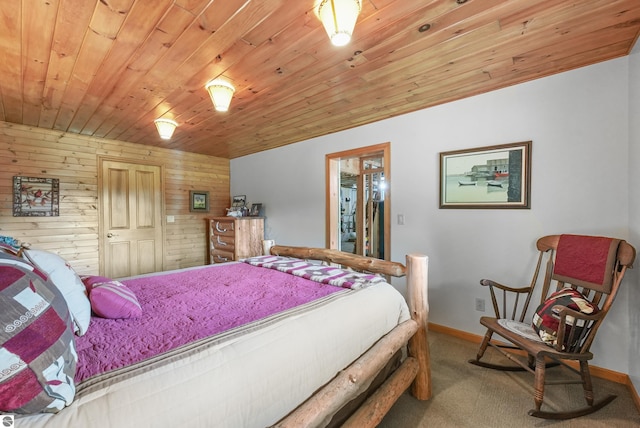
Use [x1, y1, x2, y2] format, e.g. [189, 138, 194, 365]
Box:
[22, 249, 91, 335]
[0, 252, 77, 414]
[81, 276, 142, 319]
[532, 287, 598, 348]
[0, 235, 22, 255]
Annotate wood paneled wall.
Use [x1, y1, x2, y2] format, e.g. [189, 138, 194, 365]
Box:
[0, 122, 229, 275]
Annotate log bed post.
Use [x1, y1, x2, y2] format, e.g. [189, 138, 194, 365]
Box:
[406, 253, 431, 400]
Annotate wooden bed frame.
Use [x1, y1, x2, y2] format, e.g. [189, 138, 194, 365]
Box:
[268, 245, 431, 428]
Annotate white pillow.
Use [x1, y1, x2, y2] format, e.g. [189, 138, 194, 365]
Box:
[23, 249, 91, 335]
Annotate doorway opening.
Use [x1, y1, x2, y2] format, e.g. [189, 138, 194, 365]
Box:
[326, 143, 390, 260]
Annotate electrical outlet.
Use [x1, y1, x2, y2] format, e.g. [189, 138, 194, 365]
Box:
[475, 298, 485, 312]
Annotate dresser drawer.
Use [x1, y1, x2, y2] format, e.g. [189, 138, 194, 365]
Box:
[210, 219, 235, 236]
[210, 249, 235, 263]
[211, 234, 235, 250]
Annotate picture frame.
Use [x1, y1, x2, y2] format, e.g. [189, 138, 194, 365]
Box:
[231, 195, 246, 208]
[439, 141, 531, 209]
[189, 190, 210, 212]
[249, 203, 262, 216]
[13, 176, 60, 217]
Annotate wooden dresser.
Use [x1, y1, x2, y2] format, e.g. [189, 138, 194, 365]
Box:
[207, 217, 264, 263]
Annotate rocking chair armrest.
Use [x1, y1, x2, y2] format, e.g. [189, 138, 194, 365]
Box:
[551, 305, 603, 352]
[551, 305, 603, 323]
[479, 279, 532, 294]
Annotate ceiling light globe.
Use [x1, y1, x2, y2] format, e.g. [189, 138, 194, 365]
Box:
[331, 32, 352, 47]
[318, 0, 361, 47]
[205, 79, 235, 112]
[154, 118, 178, 140]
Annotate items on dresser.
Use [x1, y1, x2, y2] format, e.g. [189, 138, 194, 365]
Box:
[208, 217, 264, 263]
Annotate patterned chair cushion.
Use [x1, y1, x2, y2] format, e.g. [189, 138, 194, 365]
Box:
[0, 252, 77, 414]
[532, 287, 598, 348]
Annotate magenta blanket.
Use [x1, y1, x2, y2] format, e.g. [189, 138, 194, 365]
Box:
[74, 263, 344, 383]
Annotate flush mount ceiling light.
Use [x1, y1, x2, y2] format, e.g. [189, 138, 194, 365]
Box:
[205, 79, 235, 112]
[154, 118, 178, 140]
[317, 0, 361, 47]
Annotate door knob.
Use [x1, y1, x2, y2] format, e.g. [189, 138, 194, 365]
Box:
[107, 233, 116, 238]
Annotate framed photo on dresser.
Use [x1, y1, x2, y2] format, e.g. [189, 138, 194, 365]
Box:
[249, 203, 262, 216]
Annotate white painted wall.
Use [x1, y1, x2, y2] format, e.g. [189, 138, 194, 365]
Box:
[231, 57, 634, 373]
[628, 42, 640, 391]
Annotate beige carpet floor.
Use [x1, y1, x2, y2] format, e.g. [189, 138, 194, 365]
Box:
[378, 331, 640, 428]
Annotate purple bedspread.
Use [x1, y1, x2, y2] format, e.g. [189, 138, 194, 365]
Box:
[74, 263, 343, 383]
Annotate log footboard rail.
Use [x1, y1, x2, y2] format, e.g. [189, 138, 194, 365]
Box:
[269, 246, 431, 428]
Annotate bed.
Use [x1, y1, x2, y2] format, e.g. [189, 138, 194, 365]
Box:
[1, 243, 430, 428]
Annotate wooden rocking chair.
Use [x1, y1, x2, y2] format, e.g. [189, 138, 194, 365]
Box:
[468, 234, 635, 419]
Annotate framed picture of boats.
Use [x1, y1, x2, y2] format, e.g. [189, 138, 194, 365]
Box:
[439, 141, 531, 209]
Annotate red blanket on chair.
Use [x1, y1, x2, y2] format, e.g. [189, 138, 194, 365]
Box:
[553, 234, 620, 292]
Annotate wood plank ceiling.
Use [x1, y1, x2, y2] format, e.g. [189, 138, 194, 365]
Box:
[1, 0, 639, 159]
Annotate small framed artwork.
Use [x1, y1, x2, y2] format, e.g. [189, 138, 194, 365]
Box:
[440, 141, 531, 209]
[13, 176, 60, 217]
[231, 195, 246, 208]
[189, 190, 210, 212]
[249, 203, 262, 216]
